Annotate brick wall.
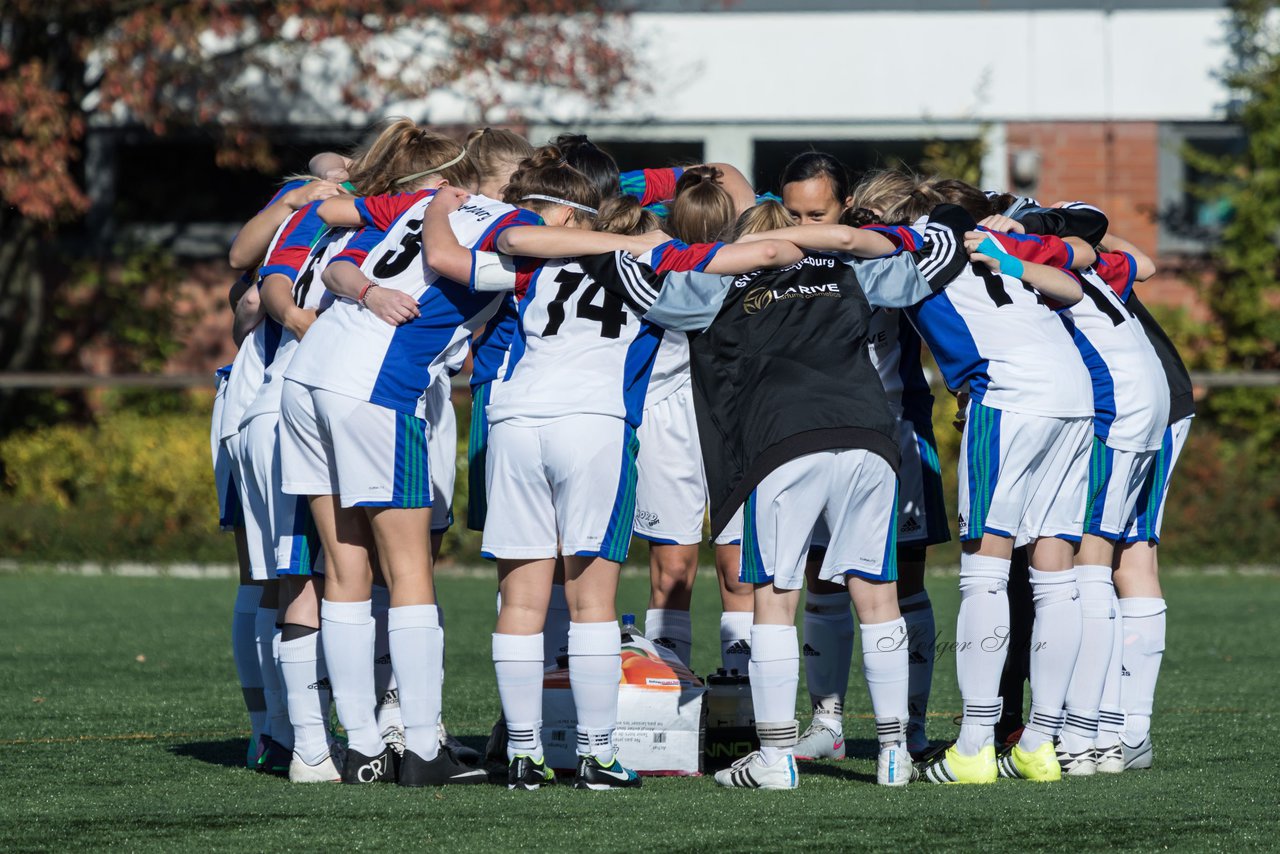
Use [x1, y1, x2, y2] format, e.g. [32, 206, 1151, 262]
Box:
[1005, 121, 1202, 316]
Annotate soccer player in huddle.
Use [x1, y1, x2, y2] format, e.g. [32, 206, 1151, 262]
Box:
[218, 126, 1191, 794]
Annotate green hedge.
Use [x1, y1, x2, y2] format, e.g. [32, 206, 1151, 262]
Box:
[1, 405, 1276, 566]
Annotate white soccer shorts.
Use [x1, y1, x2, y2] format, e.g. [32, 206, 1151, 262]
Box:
[481, 414, 639, 562]
[714, 504, 744, 546]
[740, 449, 899, 589]
[634, 381, 706, 546]
[240, 413, 324, 578]
[425, 373, 457, 534]
[958, 401, 1092, 547]
[212, 374, 241, 532]
[225, 428, 274, 582]
[280, 379, 433, 510]
[1123, 415, 1193, 544]
[1084, 439, 1158, 541]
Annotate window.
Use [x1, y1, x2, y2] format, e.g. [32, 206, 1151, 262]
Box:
[1158, 122, 1245, 254]
[594, 140, 705, 172]
[752, 138, 935, 195]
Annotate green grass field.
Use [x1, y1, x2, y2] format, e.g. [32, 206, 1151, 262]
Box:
[2, 569, 1277, 852]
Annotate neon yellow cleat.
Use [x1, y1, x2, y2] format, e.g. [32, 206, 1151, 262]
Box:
[919, 744, 998, 784]
[997, 741, 1062, 782]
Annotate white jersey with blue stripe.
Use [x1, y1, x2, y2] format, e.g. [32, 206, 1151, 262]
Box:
[1062, 261, 1170, 451]
[240, 228, 353, 426]
[485, 257, 661, 428]
[286, 194, 521, 419]
[905, 233, 1093, 419]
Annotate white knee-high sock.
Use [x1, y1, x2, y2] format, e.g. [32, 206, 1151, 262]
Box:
[269, 630, 293, 749]
[898, 590, 935, 746]
[320, 599, 383, 757]
[544, 585, 571, 668]
[803, 591, 854, 729]
[1060, 565, 1114, 753]
[861, 618, 910, 746]
[1096, 589, 1126, 749]
[279, 630, 333, 764]
[494, 635, 545, 763]
[494, 633, 545, 761]
[955, 554, 1011, 755]
[1119, 597, 1167, 745]
[750, 624, 800, 764]
[1020, 567, 1082, 752]
[568, 621, 622, 760]
[719, 611, 753, 673]
[371, 585, 401, 733]
[388, 604, 443, 761]
[254, 607, 290, 746]
[645, 608, 693, 666]
[233, 585, 267, 739]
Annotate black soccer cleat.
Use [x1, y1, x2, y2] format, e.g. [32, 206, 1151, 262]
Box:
[397, 745, 490, 787]
[342, 745, 397, 784]
[572, 754, 642, 790]
[254, 735, 292, 777]
[507, 754, 557, 791]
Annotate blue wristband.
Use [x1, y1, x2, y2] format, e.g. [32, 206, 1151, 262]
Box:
[978, 236, 1024, 279]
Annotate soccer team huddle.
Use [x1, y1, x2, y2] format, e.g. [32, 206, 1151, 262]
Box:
[214, 119, 1188, 791]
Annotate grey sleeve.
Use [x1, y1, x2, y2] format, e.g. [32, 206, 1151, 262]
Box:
[642, 270, 734, 332]
[846, 254, 934, 309]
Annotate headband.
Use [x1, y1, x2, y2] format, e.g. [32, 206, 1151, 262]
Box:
[520, 194, 598, 216]
[396, 149, 469, 185]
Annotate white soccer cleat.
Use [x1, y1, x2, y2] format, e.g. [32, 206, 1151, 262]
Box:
[1055, 741, 1098, 777]
[288, 742, 345, 783]
[877, 742, 916, 786]
[792, 719, 845, 760]
[1122, 736, 1154, 770]
[1094, 743, 1125, 774]
[714, 751, 799, 790]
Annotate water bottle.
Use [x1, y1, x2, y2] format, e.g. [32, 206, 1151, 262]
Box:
[620, 613, 639, 641]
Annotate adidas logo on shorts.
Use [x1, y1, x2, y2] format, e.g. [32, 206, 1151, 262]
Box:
[901, 517, 922, 533]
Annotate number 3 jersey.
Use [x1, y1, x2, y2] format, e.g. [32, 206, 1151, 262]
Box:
[285, 192, 540, 419]
[484, 254, 662, 428]
[904, 230, 1094, 419]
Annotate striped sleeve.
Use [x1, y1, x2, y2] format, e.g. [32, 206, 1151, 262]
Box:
[333, 225, 387, 268]
[1095, 251, 1139, 301]
[355, 190, 433, 231]
[648, 239, 724, 274]
[995, 229, 1075, 269]
[472, 209, 545, 252]
[258, 204, 327, 281]
[620, 167, 684, 207]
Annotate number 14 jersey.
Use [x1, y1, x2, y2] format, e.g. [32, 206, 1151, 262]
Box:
[485, 255, 663, 428]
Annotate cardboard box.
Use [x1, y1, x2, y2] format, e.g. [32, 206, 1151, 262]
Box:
[542, 634, 705, 775]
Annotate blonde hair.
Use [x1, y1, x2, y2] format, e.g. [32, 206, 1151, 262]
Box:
[880, 183, 946, 226]
[345, 118, 479, 197]
[595, 196, 660, 236]
[668, 166, 736, 244]
[464, 127, 535, 190]
[843, 169, 919, 226]
[731, 200, 795, 239]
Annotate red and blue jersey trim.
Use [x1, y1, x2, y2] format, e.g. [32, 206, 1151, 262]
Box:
[982, 226, 1074, 269]
[648, 238, 723, 274]
[620, 167, 684, 207]
[259, 202, 327, 281]
[1095, 251, 1138, 301]
[355, 189, 433, 231]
